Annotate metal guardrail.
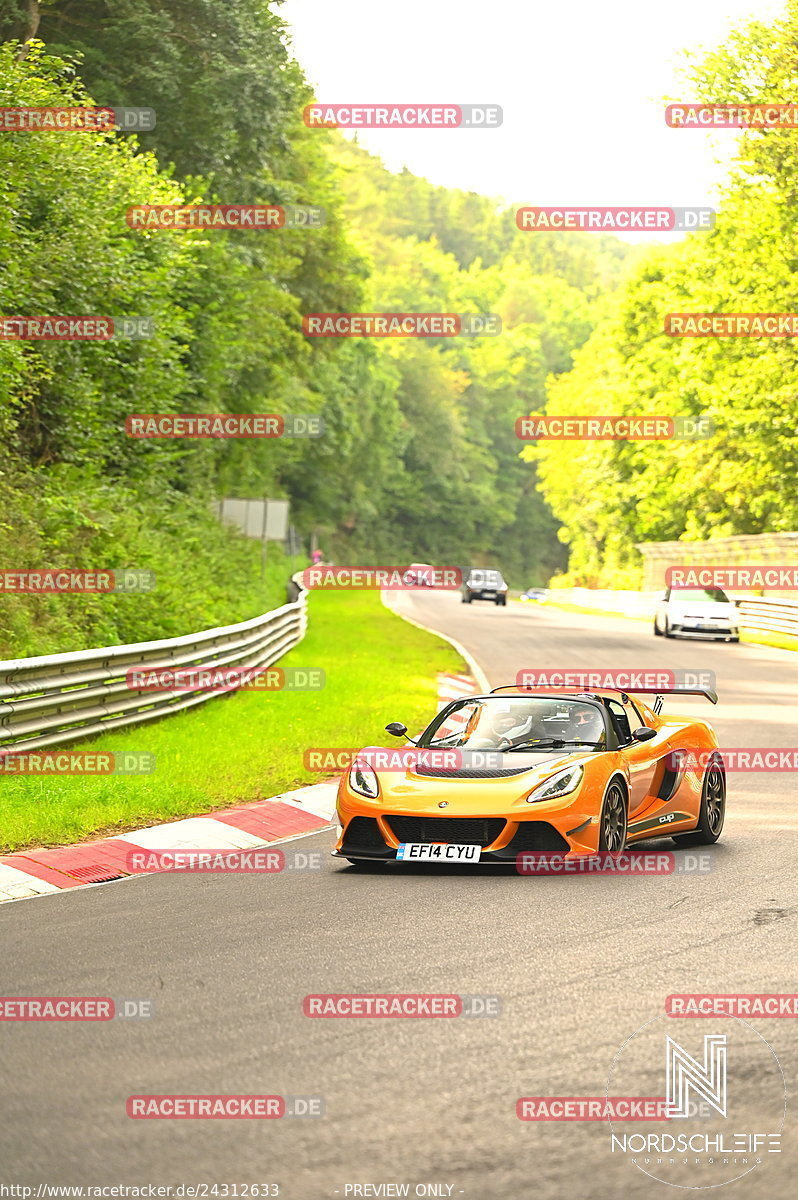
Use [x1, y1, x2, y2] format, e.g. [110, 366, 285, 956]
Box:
[735, 597, 798, 638]
[0, 588, 307, 754]
[1, 581, 792, 758]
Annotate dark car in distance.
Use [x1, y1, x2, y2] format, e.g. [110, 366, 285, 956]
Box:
[461, 568, 508, 606]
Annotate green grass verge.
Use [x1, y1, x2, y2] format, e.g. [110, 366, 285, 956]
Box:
[736, 628, 798, 652]
[0, 591, 464, 852]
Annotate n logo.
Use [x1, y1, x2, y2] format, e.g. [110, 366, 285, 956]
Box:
[666, 1034, 727, 1118]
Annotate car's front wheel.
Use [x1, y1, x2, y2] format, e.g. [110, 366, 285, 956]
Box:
[663, 618, 674, 638]
[673, 758, 725, 846]
[598, 780, 628, 852]
[653, 618, 662, 636]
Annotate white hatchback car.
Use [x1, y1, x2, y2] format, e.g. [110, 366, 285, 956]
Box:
[654, 586, 740, 642]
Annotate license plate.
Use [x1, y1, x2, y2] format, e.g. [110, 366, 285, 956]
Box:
[396, 843, 482, 862]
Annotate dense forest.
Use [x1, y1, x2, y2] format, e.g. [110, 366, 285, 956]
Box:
[0, 0, 794, 652]
[0, 0, 632, 654]
[531, 1, 798, 585]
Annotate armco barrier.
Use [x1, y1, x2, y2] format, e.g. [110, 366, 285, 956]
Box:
[0, 588, 307, 754]
[735, 597, 798, 638]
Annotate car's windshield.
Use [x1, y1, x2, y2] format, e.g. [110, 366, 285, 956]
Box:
[421, 697, 606, 751]
[669, 588, 730, 603]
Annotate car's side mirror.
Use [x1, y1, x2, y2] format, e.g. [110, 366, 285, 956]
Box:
[632, 727, 657, 742]
[385, 722, 408, 737]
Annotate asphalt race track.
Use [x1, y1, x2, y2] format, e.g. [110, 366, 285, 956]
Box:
[2, 594, 796, 1199]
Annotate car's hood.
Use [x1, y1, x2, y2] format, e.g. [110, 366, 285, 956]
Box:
[352, 745, 594, 804]
[668, 600, 735, 616]
[411, 749, 582, 776]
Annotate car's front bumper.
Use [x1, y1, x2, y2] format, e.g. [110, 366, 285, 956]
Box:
[670, 622, 738, 640]
[332, 814, 573, 864]
[334, 790, 602, 863]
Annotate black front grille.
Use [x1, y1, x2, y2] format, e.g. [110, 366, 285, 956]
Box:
[504, 822, 570, 853]
[385, 815, 506, 847]
[341, 817, 386, 851]
[414, 764, 532, 779]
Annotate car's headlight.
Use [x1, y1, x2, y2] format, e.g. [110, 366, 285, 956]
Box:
[526, 764, 584, 803]
[349, 759, 380, 798]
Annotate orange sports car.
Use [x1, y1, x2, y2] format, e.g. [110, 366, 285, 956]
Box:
[332, 685, 725, 867]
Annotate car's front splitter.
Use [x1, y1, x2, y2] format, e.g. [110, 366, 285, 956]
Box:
[670, 627, 737, 639]
[331, 847, 551, 866]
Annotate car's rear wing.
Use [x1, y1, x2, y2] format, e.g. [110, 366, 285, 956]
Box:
[488, 683, 718, 712]
[624, 686, 718, 712]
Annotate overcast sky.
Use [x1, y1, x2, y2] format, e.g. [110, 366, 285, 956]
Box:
[280, 0, 784, 241]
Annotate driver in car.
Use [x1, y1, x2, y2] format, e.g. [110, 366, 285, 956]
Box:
[566, 704, 605, 745]
[486, 708, 536, 748]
